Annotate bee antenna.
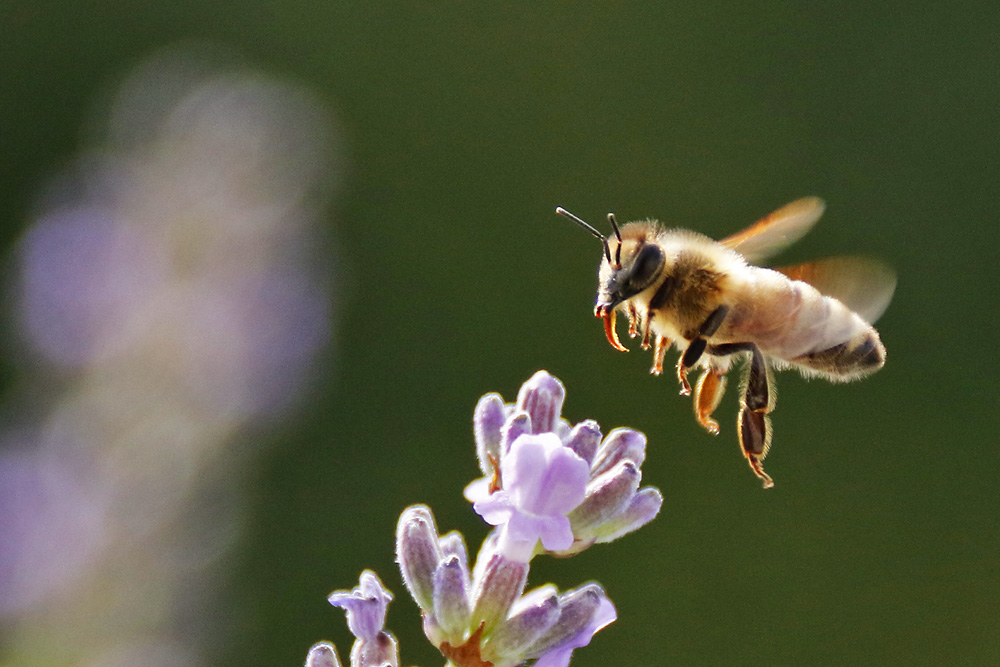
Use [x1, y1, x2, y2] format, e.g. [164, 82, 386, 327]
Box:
[607, 212, 623, 267]
[555, 206, 612, 263]
[607, 212, 623, 244]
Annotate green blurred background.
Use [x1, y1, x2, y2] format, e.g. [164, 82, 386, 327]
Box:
[3, 2, 999, 665]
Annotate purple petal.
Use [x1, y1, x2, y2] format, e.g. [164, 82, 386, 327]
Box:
[536, 515, 575, 552]
[534, 646, 573, 667]
[328, 571, 392, 641]
[463, 477, 492, 504]
[472, 490, 514, 527]
[506, 435, 588, 517]
[504, 511, 572, 552]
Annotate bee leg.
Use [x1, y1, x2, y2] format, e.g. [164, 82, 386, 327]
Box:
[737, 344, 775, 489]
[626, 304, 640, 339]
[676, 340, 704, 395]
[693, 367, 727, 435]
[650, 335, 671, 375]
[676, 305, 730, 396]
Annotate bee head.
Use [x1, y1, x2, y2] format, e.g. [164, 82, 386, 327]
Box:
[554, 207, 666, 314]
[595, 222, 665, 314]
[556, 207, 668, 352]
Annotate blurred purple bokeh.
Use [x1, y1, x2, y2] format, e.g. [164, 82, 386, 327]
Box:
[0, 46, 340, 666]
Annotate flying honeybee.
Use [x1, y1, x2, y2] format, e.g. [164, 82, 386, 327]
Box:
[556, 197, 895, 488]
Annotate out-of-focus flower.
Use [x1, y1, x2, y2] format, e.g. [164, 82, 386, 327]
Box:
[328, 571, 399, 667]
[465, 371, 662, 557]
[0, 45, 339, 667]
[395, 505, 617, 667]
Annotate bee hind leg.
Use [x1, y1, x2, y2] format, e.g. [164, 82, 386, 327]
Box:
[737, 344, 775, 489]
[676, 305, 729, 395]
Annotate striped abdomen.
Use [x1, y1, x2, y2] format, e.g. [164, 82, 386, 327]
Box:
[726, 268, 886, 381]
[789, 326, 885, 380]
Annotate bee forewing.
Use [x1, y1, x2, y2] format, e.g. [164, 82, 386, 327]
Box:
[721, 197, 826, 263]
[776, 256, 897, 324]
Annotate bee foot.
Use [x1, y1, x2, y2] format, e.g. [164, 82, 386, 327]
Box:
[699, 418, 720, 435]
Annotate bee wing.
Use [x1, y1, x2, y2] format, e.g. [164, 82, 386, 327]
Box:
[721, 197, 826, 263]
[776, 256, 897, 323]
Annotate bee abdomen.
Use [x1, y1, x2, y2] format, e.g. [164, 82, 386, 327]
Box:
[791, 329, 885, 379]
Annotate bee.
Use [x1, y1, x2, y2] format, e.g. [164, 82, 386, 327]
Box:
[555, 197, 895, 488]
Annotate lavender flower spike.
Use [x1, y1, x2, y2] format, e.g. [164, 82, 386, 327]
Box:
[466, 371, 662, 558]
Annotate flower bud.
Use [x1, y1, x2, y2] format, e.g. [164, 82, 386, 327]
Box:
[395, 505, 442, 612]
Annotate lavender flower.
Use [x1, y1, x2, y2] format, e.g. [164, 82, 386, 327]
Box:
[313, 371, 662, 667]
[328, 571, 399, 667]
[466, 371, 662, 557]
[471, 432, 591, 560]
[328, 571, 393, 641]
[2, 47, 339, 667]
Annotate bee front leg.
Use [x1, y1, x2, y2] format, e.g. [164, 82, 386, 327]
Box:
[626, 304, 640, 339]
[676, 305, 729, 396]
[737, 344, 775, 489]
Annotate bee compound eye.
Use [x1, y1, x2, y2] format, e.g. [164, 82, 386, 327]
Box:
[629, 243, 664, 290]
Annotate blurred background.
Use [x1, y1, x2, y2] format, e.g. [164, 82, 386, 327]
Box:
[2, 2, 998, 666]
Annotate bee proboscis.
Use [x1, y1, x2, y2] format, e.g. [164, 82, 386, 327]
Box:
[556, 198, 895, 488]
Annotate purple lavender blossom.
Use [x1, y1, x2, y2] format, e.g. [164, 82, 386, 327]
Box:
[3, 47, 339, 667]
[466, 371, 662, 557]
[469, 432, 590, 560]
[328, 571, 399, 667]
[317, 371, 660, 667]
[328, 571, 393, 641]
